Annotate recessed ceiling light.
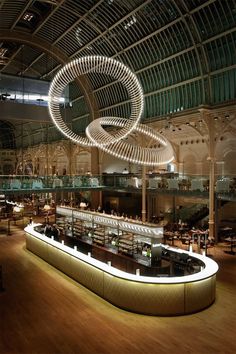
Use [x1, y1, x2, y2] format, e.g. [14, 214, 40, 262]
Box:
[23, 12, 34, 22]
[124, 15, 137, 30]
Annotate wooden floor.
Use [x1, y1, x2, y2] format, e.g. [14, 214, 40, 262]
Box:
[0, 220, 236, 354]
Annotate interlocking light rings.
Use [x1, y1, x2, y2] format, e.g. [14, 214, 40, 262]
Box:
[48, 56, 143, 147]
[87, 117, 174, 165]
[48, 56, 174, 166]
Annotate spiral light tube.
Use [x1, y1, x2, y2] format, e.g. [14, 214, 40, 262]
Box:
[48, 56, 143, 146]
[48, 56, 174, 166]
[87, 117, 174, 165]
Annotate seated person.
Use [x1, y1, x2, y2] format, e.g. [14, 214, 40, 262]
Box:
[51, 224, 60, 241]
[44, 223, 52, 237]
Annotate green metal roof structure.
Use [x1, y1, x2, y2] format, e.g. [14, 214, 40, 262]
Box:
[0, 0, 235, 147]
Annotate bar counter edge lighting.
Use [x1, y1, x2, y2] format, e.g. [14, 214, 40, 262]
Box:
[24, 223, 218, 316]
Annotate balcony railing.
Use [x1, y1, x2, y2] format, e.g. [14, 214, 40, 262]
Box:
[0, 174, 236, 199]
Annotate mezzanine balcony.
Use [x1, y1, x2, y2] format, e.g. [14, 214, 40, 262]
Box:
[0, 174, 236, 201]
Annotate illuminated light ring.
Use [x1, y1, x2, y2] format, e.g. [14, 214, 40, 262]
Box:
[48, 56, 143, 146]
[87, 117, 174, 166]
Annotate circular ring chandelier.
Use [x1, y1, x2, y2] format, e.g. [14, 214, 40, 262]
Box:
[48, 55, 174, 166]
[48, 55, 143, 146]
[87, 117, 174, 165]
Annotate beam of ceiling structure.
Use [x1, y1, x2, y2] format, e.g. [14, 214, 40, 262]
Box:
[0, 0, 235, 133]
[0, 29, 99, 121]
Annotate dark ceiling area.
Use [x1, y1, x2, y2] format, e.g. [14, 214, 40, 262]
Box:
[0, 0, 235, 147]
[0, 119, 16, 148]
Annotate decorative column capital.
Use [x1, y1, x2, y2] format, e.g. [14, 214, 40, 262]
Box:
[207, 157, 216, 162]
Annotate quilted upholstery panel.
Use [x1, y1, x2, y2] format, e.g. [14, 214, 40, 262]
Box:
[103, 274, 185, 315]
[185, 277, 215, 313]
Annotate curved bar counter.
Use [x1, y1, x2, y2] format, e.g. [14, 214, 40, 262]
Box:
[25, 223, 218, 316]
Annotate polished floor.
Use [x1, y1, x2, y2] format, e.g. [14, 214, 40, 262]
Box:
[0, 220, 236, 354]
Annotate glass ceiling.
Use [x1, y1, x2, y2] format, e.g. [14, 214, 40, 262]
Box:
[0, 0, 235, 143]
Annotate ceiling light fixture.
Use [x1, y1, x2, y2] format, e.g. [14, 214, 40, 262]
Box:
[87, 117, 174, 165]
[48, 56, 174, 166]
[124, 15, 137, 30]
[23, 12, 34, 22]
[48, 56, 143, 147]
